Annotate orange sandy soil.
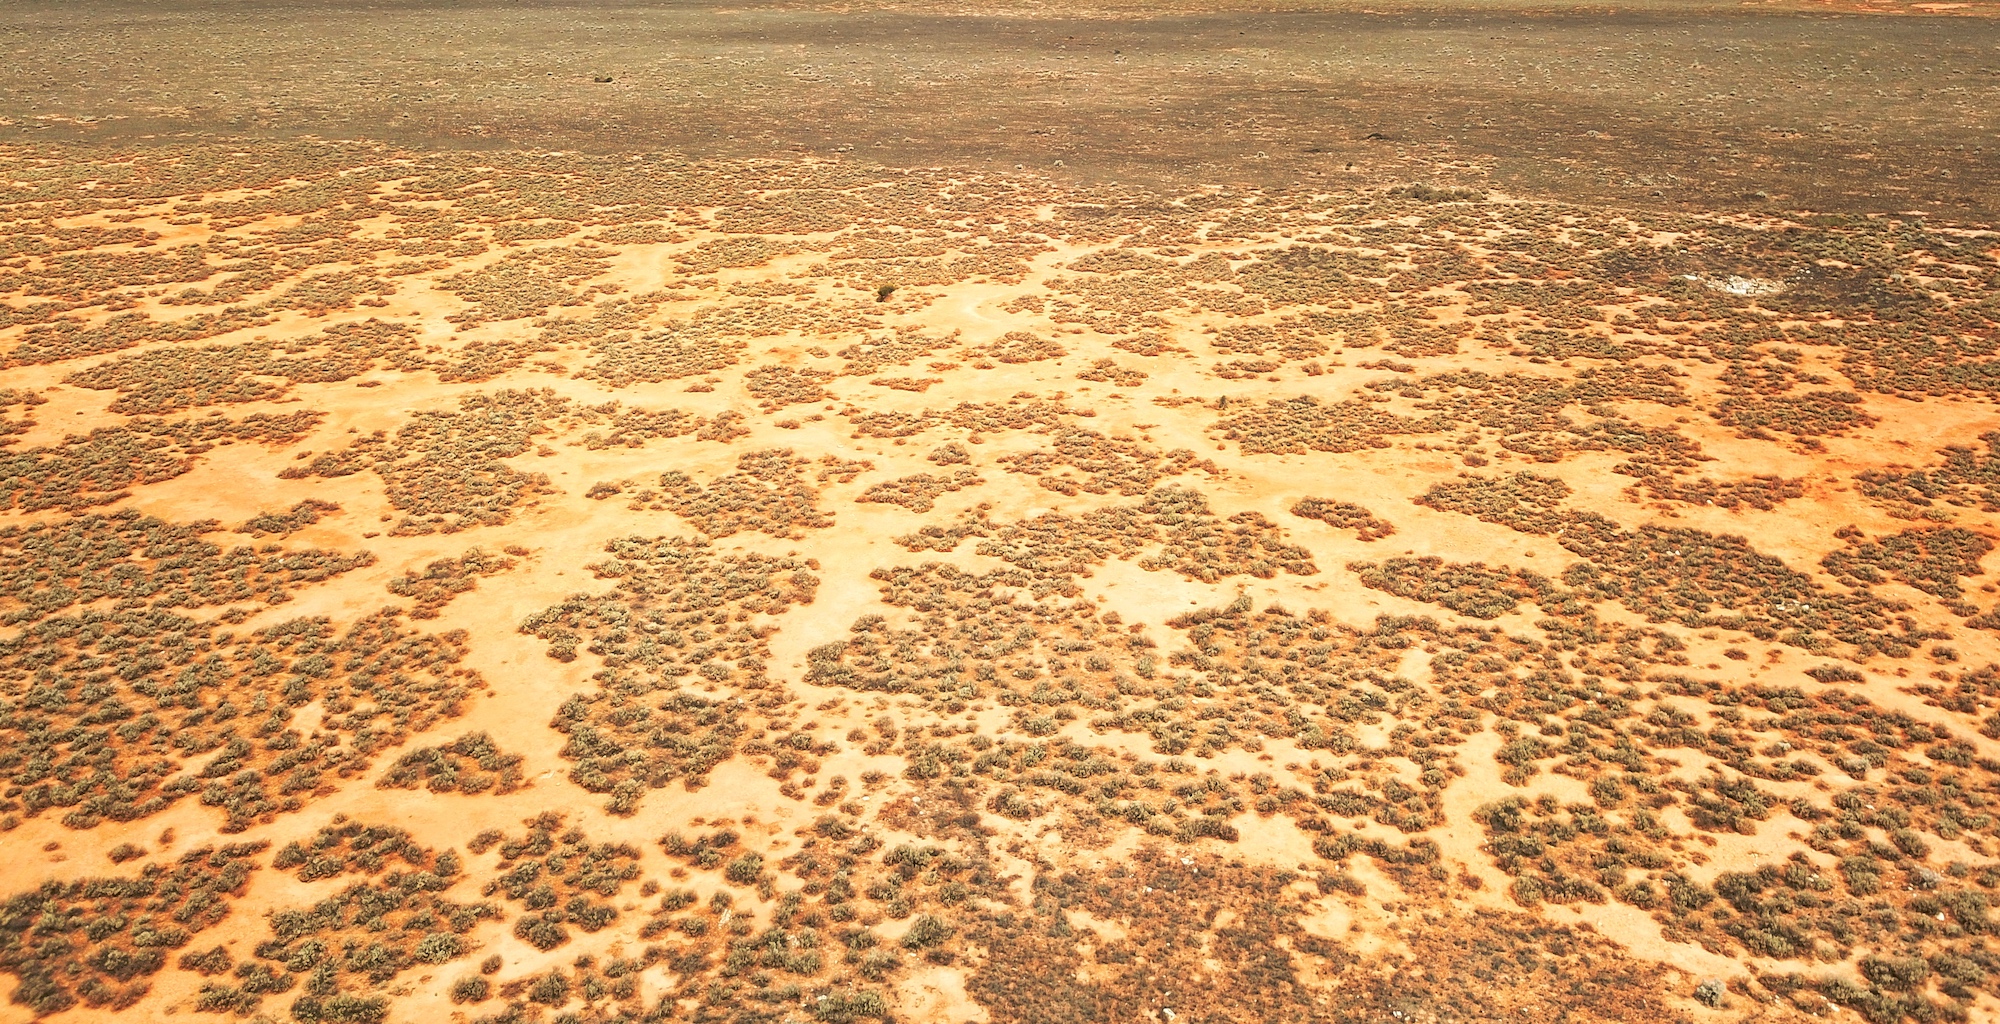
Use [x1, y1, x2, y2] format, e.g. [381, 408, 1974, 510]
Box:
[0, 126, 1996, 1024]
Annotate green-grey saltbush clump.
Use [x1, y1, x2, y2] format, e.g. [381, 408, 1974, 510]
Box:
[857, 470, 984, 513]
[1, 412, 321, 513]
[652, 449, 838, 538]
[1290, 497, 1394, 540]
[203, 817, 495, 1017]
[281, 389, 565, 535]
[238, 499, 341, 538]
[0, 606, 483, 832]
[0, 508, 373, 625]
[1821, 526, 1991, 601]
[0, 843, 265, 1015]
[377, 732, 527, 794]
[521, 536, 817, 813]
[1414, 472, 1574, 535]
[475, 814, 640, 951]
[387, 547, 514, 618]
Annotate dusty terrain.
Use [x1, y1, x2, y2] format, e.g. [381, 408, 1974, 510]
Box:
[3, 2, 2000, 1024]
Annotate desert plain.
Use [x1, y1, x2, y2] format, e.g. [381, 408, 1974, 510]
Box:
[2, 1, 2000, 1022]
